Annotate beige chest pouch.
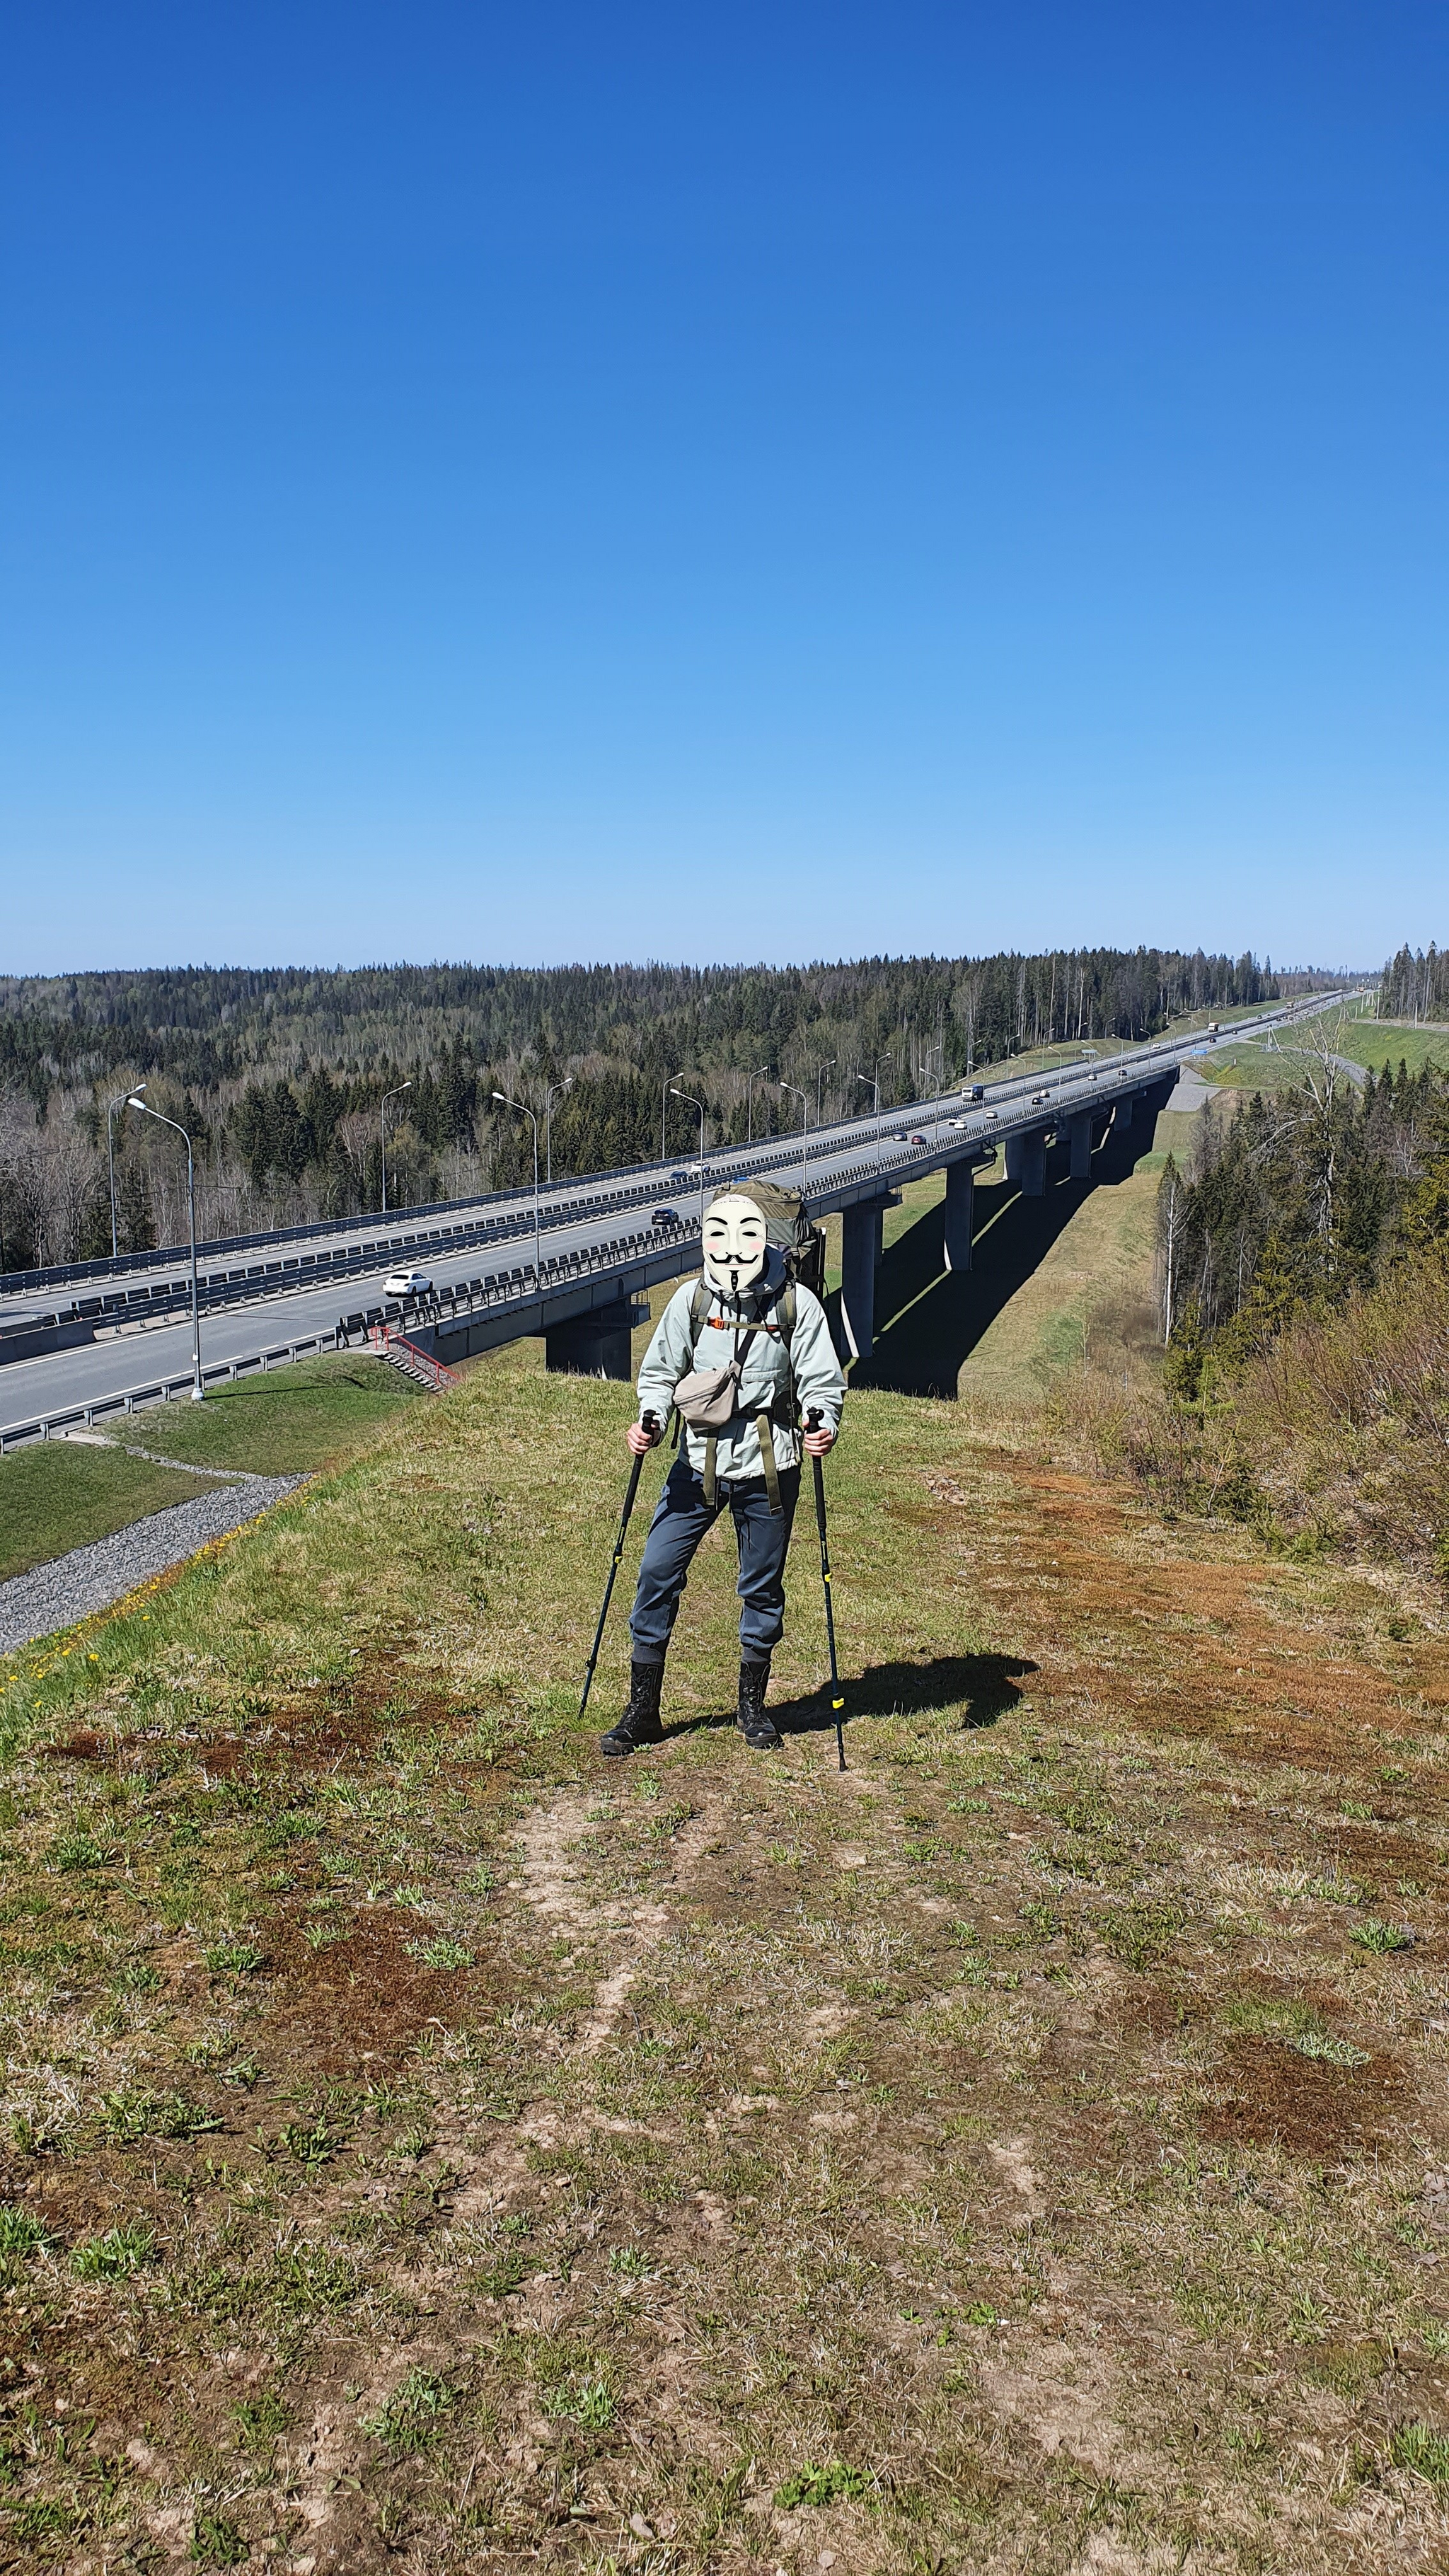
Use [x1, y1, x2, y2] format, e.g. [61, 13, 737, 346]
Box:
[671, 1328, 783, 1515]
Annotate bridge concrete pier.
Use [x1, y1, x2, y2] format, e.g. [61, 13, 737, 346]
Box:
[1068, 1112, 1094, 1181]
[942, 1159, 974, 1271]
[543, 1298, 645, 1381]
[841, 1195, 893, 1361]
[1005, 1128, 1048, 1197]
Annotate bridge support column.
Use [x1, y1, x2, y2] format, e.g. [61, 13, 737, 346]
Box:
[1005, 1128, 1047, 1197]
[1068, 1113, 1093, 1181]
[1115, 1092, 1135, 1133]
[942, 1160, 974, 1271]
[841, 1199, 888, 1361]
[544, 1299, 640, 1381]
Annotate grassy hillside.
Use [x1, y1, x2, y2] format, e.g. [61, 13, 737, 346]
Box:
[1334, 1020, 1449, 1081]
[93, 1353, 423, 1477]
[0, 1358, 423, 1586]
[0, 1445, 219, 1583]
[3, 1339, 1449, 2570]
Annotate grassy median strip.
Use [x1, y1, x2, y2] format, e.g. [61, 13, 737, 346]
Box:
[1, 1339, 1448, 2569]
[96, 1351, 423, 1477]
[0, 1443, 223, 1582]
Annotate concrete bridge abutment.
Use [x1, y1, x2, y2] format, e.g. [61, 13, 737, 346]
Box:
[543, 1298, 644, 1382]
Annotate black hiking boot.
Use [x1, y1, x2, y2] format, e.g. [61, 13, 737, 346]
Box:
[599, 1661, 665, 1759]
[737, 1657, 781, 1751]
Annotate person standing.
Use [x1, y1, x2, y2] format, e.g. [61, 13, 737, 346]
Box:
[599, 1190, 845, 1757]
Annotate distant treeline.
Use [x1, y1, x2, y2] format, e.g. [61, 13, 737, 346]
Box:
[1, 944, 1315, 1266]
[2, 943, 1294, 1110]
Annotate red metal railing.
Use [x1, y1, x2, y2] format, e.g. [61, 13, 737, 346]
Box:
[367, 1324, 459, 1391]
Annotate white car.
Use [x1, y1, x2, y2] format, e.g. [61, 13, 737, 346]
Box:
[383, 1269, 433, 1298]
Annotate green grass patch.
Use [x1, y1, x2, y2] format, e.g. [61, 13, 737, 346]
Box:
[73, 2223, 156, 2279]
[1390, 2420, 1449, 2486]
[1334, 1020, 1449, 1081]
[101, 1353, 421, 1476]
[774, 2461, 875, 2509]
[362, 2367, 456, 2453]
[0, 1440, 217, 1581]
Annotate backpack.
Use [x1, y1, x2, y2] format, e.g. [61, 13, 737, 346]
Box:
[724, 1177, 827, 1298]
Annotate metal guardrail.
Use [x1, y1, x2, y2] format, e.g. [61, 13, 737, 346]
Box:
[0, 1328, 349, 1452]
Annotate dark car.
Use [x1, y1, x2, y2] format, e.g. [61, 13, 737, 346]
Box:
[651, 1206, 679, 1228]
[669, 1169, 695, 1186]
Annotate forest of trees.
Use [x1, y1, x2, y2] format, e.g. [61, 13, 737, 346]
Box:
[1380, 942, 1449, 1023]
[1, 943, 1309, 1269]
[1159, 1046, 1449, 1382]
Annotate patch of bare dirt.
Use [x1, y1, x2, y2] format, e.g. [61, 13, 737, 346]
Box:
[263, 1900, 504, 2075]
[1199, 2033, 1406, 2155]
[978, 2332, 1129, 2476]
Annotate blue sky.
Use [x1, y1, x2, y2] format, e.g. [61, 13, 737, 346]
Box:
[2, 2, 1444, 974]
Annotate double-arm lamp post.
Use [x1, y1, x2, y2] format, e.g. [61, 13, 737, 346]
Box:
[126, 1096, 203, 1400]
[544, 1078, 572, 1187]
[746, 1065, 772, 1145]
[492, 1092, 541, 1286]
[107, 1080, 146, 1260]
[669, 1086, 708, 1237]
[780, 1080, 809, 1201]
[380, 1081, 412, 1216]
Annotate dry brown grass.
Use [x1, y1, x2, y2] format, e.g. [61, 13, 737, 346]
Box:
[1046, 1245, 1449, 1589]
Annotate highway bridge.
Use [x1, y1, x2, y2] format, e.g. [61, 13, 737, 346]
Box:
[0, 995, 1347, 1448]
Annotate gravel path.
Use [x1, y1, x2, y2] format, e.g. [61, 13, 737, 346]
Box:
[0, 1471, 304, 1652]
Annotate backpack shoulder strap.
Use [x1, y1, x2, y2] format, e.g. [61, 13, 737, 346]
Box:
[686, 1276, 712, 1361]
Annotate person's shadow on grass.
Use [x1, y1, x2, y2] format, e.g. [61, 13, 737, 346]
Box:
[769, 1650, 1037, 1740]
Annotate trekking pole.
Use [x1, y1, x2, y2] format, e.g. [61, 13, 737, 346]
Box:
[805, 1407, 845, 1770]
[579, 1413, 658, 1719]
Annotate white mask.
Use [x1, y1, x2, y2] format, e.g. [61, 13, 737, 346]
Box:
[702, 1192, 769, 1296]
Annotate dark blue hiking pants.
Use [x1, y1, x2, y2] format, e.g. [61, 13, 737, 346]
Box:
[629, 1459, 801, 1666]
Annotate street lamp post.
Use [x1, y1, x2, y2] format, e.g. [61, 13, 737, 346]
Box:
[381, 1081, 413, 1215]
[492, 1092, 541, 1287]
[856, 1051, 894, 1127]
[544, 1078, 572, 1187]
[127, 1097, 203, 1400]
[107, 1080, 145, 1260]
[780, 1081, 809, 1201]
[670, 1087, 708, 1238]
[746, 1065, 771, 1145]
[662, 1070, 690, 1165]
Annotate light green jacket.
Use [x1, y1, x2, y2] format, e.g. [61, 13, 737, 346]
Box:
[637, 1252, 845, 1482]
